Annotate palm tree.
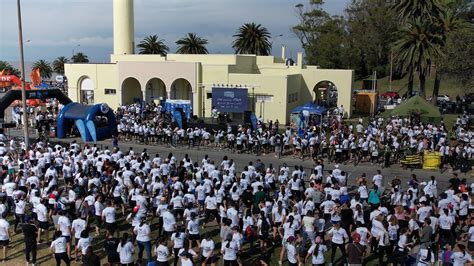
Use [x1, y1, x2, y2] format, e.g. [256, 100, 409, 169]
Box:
[431, 8, 466, 104]
[32, 60, 53, 79]
[0, 61, 20, 76]
[176, 33, 209, 54]
[393, 0, 443, 23]
[72, 52, 89, 63]
[393, 19, 442, 99]
[52, 56, 68, 74]
[232, 23, 272, 56]
[137, 35, 169, 56]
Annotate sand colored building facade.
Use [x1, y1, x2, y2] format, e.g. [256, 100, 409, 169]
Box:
[65, 0, 354, 124]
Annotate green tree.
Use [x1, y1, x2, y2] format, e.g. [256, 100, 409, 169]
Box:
[439, 27, 474, 95]
[430, 7, 468, 104]
[71, 52, 89, 63]
[232, 23, 272, 56]
[176, 33, 209, 54]
[52, 56, 68, 75]
[393, 19, 443, 99]
[393, 0, 443, 23]
[345, 0, 398, 78]
[0, 61, 20, 76]
[32, 59, 53, 79]
[137, 35, 169, 56]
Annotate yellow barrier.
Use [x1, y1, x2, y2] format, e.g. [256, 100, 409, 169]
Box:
[423, 150, 441, 170]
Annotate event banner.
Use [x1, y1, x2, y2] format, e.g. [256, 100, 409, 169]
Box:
[211, 87, 248, 113]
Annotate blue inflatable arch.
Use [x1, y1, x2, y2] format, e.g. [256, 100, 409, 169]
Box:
[57, 103, 117, 143]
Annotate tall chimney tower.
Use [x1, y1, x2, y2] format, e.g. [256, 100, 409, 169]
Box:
[113, 0, 134, 55]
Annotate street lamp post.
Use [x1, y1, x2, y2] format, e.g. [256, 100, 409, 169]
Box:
[16, 0, 29, 149]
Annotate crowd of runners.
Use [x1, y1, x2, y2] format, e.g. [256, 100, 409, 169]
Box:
[115, 102, 472, 171]
[0, 133, 469, 265]
[0, 100, 471, 266]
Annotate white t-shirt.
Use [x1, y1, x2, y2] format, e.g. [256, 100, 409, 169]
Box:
[221, 240, 238, 261]
[307, 244, 327, 264]
[133, 224, 151, 242]
[187, 219, 200, 235]
[57, 216, 71, 236]
[155, 244, 169, 262]
[469, 226, 474, 242]
[0, 219, 8, 241]
[72, 218, 86, 239]
[36, 204, 48, 222]
[451, 251, 472, 266]
[102, 207, 116, 223]
[51, 236, 67, 253]
[205, 196, 217, 210]
[171, 232, 186, 249]
[117, 241, 134, 264]
[201, 239, 215, 257]
[163, 211, 176, 232]
[77, 237, 92, 255]
[286, 243, 298, 263]
[329, 227, 348, 244]
[418, 248, 435, 265]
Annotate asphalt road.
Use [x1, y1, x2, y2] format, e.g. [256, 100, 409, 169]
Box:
[14, 130, 470, 191]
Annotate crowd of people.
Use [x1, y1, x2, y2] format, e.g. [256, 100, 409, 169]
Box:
[116, 102, 473, 171]
[0, 132, 470, 265]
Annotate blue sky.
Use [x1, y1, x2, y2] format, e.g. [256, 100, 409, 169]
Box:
[0, 0, 350, 63]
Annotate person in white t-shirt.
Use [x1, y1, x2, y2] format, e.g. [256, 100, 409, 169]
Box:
[450, 244, 473, 266]
[75, 230, 92, 262]
[102, 200, 117, 236]
[200, 233, 216, 265]
[71, 216, 87, 260]
[133, 219, 152, 263]
[171, 226, 186, 266]
[154, 237, 170, 265]
[50, 231, 70, 266]
[221, 234, 239, 265]
[56, 210, 71, 242]
[305, 236, 327, 265]
[0, 213, 9, 261]
[286, 236, 300, 266]
[328, 222, 348, 264]
[117, 233, 134, 265]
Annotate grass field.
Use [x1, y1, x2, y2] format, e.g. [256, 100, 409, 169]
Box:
[354, 74, 467, 98]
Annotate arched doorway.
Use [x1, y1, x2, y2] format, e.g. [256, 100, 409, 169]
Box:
[145, 78, 166, 102]
[170, 78, 192, 100]
[121, 77, 142, 105]
[313, 81, 337, 108]
[78, 76, 94, 104]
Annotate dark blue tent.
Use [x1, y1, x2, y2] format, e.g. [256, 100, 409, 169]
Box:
[291, 102, 327, 115]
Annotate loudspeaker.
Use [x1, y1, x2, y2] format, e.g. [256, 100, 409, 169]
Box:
[244, 111, 252, 124]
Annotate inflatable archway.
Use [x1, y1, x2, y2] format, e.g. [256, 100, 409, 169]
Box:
[57, 103, 117, 143]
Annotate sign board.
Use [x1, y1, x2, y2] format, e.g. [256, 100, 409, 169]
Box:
[211, 87, 248, 113]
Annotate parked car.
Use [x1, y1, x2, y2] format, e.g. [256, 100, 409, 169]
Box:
[381, 91, 400, 98]
[437, 95, 451, 102]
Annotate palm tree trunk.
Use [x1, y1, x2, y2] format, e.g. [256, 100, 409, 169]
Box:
[419, 72, 426, 99]
[432, 69, 441, 106]
[407, 69, 414, 97]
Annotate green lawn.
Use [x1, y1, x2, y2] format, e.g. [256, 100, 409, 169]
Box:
[354, 74, 466, 98]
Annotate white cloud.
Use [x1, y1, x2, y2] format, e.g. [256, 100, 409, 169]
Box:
[0, 0, 349, 61]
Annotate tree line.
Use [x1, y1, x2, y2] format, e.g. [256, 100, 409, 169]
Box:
[293, 0, 474, 101]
